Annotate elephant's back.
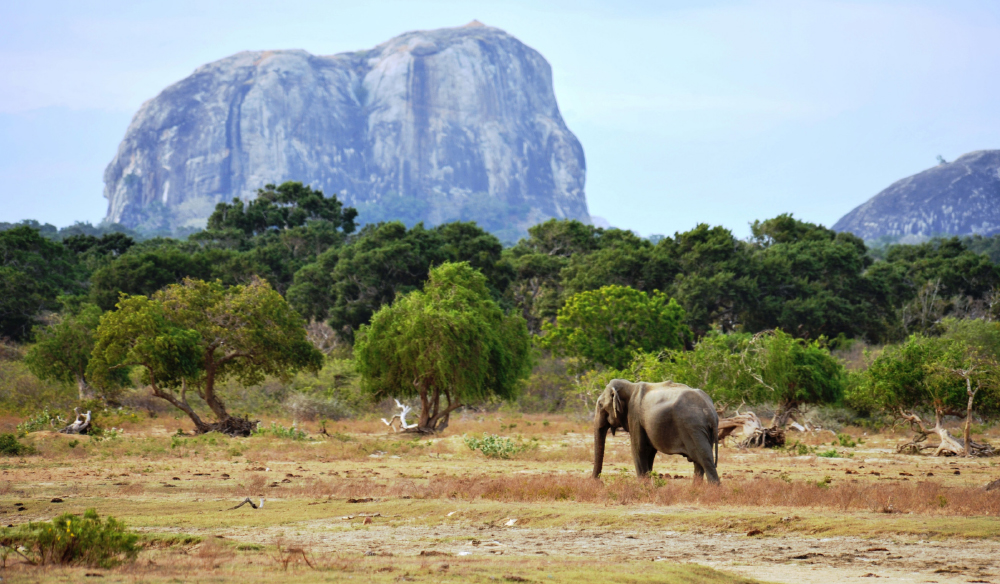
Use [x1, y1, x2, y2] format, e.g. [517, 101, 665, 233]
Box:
[638, 384, 717, 425]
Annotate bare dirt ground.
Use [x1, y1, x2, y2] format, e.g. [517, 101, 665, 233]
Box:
[3, 415, 1000, 583]
[148, 509, 1000, 584]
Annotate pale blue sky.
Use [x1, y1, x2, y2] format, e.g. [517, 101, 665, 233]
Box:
[2, 0, 999, 237]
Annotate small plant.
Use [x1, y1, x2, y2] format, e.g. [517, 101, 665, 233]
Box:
[937, 495, 948, 508]
[16, 408, 66, 435]
[836, 433, 857, 448]
[68, 440, 79, 449]
[787, 441, 811, 456]
[817, 449, 840, 458]
[253, 422, 309, 441]
[0, 434, 30, 456]
[92, 427, 123, 441]
[777, 472, 792, 483]
[816, 475, 833, 489]
[463, 433, 525, 459]
[0, 509, 139, 568]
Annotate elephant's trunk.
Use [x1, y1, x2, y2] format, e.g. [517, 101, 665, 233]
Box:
[593, 404, 610, 479]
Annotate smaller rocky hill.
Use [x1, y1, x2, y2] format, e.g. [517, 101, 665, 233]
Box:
[834, 150, 1000, 240]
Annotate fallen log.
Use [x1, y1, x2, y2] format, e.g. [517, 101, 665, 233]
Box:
[718, 411, 786, 448]
[896, 412, 996, 457]
[60, 409, 91, 435]
[228, 497, 264, 510]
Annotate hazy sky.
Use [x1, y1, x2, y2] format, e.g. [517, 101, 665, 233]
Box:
[2, 0, 999, 237]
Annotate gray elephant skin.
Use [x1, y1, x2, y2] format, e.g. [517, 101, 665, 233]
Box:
[593, 379, 720, 484]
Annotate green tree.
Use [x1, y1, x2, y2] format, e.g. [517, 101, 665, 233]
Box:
[88, 278, 323, 435]
[742, 214, 891, 341]
[866, 237, 1000, 336]
[288, 221, 510, 340]
[203, 181, 357, 238]
[603, 330, 844, 419]
[0, 226, 82, 340]
[24, 303, 122, 401]
[655, 224, 750, 337]
[738, 330, 845, 420]
[504, 219, 602, 334]
[355, 262, 531, 433]
[87, 244, 220, 310]
[847, 331, 1000, 455]
[539, 285, 691, 370]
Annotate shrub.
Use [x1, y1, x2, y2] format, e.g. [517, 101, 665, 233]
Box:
[836, 433, 857, 448]
[252, 422, 309, 441]
[282, 392, 352, 422]
[0, 434, 29, 456]
[463, 433, 525, 459]
[16, 407, 66, 435]
[0, 509, 139, 568]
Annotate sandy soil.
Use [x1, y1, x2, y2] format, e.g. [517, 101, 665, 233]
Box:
[170, 516, 997, 584]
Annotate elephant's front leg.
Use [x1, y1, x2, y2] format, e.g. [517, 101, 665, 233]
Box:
[693, 461, 705, 483]
[630, 427, 657, 477]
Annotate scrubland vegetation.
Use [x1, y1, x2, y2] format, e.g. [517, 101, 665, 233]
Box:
[4, 183, 1000, 581]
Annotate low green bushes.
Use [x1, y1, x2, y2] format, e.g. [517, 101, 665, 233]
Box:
[0, 509, 138, 568]
[463, 433, 526, 459]
[0, 433, 29, 456]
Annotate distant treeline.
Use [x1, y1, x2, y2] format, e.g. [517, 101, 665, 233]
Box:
[2, 181, 999, 345]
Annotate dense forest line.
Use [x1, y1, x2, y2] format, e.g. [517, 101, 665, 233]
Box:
[3, 181, 1000, 447]
[3, 182, 998, 347]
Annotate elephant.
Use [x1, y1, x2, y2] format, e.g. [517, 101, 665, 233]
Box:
[592, 379, 720, 484]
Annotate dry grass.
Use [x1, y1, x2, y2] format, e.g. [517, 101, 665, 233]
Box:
[273, 473, 1000, 517]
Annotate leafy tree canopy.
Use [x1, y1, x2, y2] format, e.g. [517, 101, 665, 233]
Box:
[0, 226, 82, 340]
[203, 182, 357, 239]
[89, 278, 322, 434]
[539, 285, 691, 370]
[287, 221, 510, 340]
[24, 303, 120, 400]
[355, 262, 531, 432]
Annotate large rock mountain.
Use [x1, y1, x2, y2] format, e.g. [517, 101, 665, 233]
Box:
[103, 22, 589, 240]
[834, 150, 1000, 240]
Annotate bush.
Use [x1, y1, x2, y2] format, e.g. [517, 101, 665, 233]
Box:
[282, 392, 352, 422]
[252, 422, 309, 441]
[0, 433, 29, 456]
[463, 433, 526, 459]
[0, 360, 75, 414]
[16, 407, 66, 435]
[0, 509, 138, 568]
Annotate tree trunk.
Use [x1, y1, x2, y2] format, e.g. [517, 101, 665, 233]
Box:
[201, 357, 230, 422]
[149, 379, 211, 434]
[74, 374, 89, 402]
[964, 378, 977, 458]
[407, 383, 461, 434]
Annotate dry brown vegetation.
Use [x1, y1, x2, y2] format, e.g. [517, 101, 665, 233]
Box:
[276, 473, 1000, 516]
[3, 414, 1000, 583]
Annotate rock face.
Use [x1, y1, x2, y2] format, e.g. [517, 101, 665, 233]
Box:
[834, 151, 1000, 240]
[103, 22, 590, 239]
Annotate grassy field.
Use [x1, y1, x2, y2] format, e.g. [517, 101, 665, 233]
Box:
[2, 413, 1000, 583]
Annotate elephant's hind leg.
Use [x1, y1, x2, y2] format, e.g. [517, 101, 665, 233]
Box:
[691, 446, 720, 485]
[631, 428, 657, 478]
